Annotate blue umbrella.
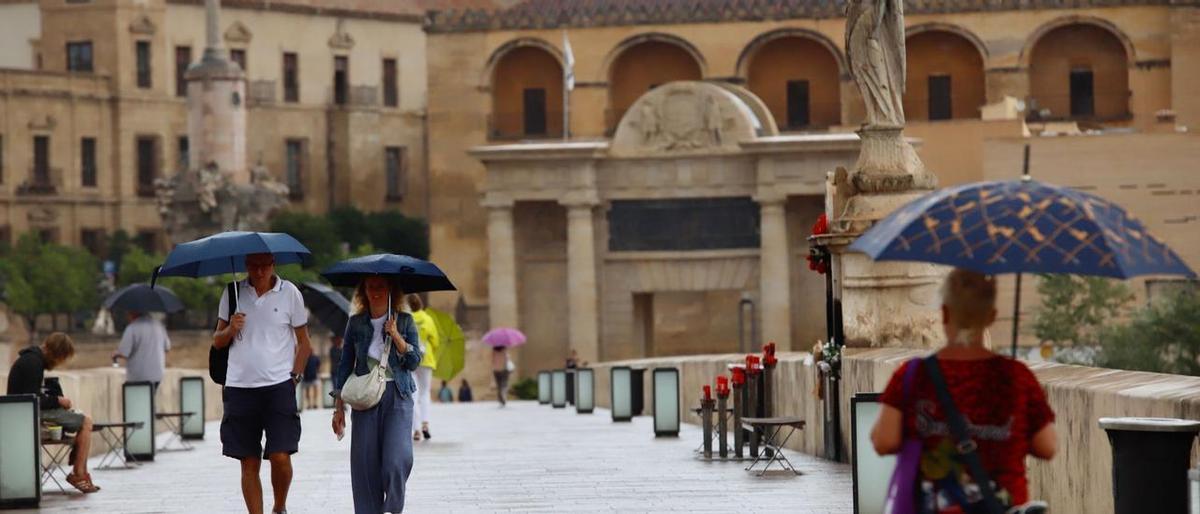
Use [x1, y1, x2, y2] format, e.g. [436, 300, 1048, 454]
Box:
[299, 282, 351, 335]
[321, 254, 456, 293]
[103, 283, 185, 313]
[849, 179, 1196, 279]
[152, 231, 312, 283]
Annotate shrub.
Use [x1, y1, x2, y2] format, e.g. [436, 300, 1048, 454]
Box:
[1032, 274, 1133, 348]
[1098, 291, 1200, 376]
[511, 377, 539, 400]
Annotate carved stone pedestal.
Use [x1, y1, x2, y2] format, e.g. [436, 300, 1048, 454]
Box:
[851, 126, 935, 194]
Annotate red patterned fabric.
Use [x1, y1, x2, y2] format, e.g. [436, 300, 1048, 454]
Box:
[881, 356, 1054, 511]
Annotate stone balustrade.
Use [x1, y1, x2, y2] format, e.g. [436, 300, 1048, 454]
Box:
[0, 367, 224, 458]
[591, 348, 1200, 514]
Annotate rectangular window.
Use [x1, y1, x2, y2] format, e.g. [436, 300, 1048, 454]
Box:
[177, 136, 189, 170]
[135, 230, 158, 253]
[285, 139, 305, 199]
[785, 80, 810, 128]
[230, 48, 246, 73]
[1069, 68, 1095, 118]
[33, 135, 50, 186]
[80, 229, 104, 256]
[283, 52, 299, 103]
[522, 88, 547, 136]
[928, 74, 953, 121]
[66, 41, 92, 72]
[0, 134, 5, 184]
[382, 58, 398, 107]
[136, 136, 158, 197]
[333, 56, 348, 105]
[175, 46, 191, 97]
[81, 137, 97, 187]
[385, 146, 406, 201]
[136, 40, 151, 88]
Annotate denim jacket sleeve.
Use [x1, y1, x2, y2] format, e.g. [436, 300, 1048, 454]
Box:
[331, 319, 357, 395]
[397, 313, 423, 372]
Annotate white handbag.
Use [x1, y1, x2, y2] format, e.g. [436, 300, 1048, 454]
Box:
[340, 320, 393, 411]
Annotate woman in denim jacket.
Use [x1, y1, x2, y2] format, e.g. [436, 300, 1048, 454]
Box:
[331, 276, 423, 514]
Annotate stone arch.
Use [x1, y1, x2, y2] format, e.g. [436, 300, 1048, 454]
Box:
[604, 33, 706, 133]
[904, 27, 987, 120]
[737, 28, 845, 130]
[735, 28, 847, 79]
[1019, 16, 1136, 68]
[905, 23, 988, 60]
[479, 37, 564, 91]
[484, 39, 565, 139]
[1025, 18, 1132, 120]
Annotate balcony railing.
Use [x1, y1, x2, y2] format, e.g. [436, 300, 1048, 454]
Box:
[16, 167, 61, 196]
[487, 111, 565, 141]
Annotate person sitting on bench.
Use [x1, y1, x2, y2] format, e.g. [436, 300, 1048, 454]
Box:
[6, 332, 100, 493]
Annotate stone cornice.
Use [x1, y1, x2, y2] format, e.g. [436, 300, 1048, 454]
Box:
[427, 0, 1198, 34]
[166, 0, 424, 24]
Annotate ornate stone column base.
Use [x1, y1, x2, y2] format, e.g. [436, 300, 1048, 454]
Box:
[838, 251, 944, 348]
[851, 126, 936, 194]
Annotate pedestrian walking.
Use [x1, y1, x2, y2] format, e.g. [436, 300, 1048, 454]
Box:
[330, 276, 423, 514]
[438, 381, 453, 403]
[871, 268, 1056, 514]
[7, 333, 101, 493]
[112, 311, 171, 388]
[407, 294, 438, 441]
[491, 346, 512, 406]
[458, 380, 473, 402]
[303, 353, 321, 409]
[213, 253, 314, 514]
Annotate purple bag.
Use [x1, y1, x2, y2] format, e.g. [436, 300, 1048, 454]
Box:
[884, 358, 924, 514]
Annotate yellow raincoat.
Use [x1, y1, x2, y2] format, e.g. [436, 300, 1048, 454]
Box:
[412, 309, 440, 370]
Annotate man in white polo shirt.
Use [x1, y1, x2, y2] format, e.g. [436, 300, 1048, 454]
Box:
[213, 253, 313, 514]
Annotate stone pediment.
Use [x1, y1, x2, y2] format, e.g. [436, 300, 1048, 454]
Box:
[225, 21, 253, 44]
[129, 15, 156, 35]
[610, 81, 770, 158]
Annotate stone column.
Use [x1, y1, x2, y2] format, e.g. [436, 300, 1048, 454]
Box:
[486, 200, 519, 329]
[757, 196, 792, 351]
[562, 199, 600, 364]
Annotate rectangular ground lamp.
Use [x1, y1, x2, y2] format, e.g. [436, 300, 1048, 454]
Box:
[123, 381, 156, 462]
[321, 376, 336, 409]
[851, 393, 894, 514]
[179, 376, 206, 440]
[575, 368, 595, 414]
[537, 371, 551, 405]
[610, 366, 633, 422]
[0, 394, 40, 508]
[551, 370, 567, 408]
[652, 367, 680, 437]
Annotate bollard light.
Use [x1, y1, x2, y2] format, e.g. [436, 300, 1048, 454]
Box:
[321, 376, 336, 409]
[537, 371, 551, 405]
[575, 368, 595, 414]
[851, 393, 894, 514]
[551, 370, 567, 408]
[0, 394, 40, 508]
[610, 366, 633, 422]
[652, 367, 680, 437]
[179, 376, 206, 440]
[123, 381, 156, 462]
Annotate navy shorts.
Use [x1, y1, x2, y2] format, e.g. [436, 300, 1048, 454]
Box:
[221, 380, 301, 460]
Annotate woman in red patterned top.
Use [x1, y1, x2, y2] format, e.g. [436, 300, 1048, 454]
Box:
[871, 269, 1057, 513]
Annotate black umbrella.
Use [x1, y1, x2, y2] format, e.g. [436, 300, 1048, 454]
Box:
[299, 282, 351, 335]
[103, 283, 185, 313]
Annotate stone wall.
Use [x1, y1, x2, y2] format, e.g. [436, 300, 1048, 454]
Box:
[590, 349, 1200, 514]
[0, 367, 224, 458]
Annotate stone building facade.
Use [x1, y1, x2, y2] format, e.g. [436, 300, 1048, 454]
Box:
[424, 0, 1200, 367]
[0, 0, 429, 254]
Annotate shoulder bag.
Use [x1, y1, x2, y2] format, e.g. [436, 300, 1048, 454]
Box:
[209, 282, 238, 385]
[340, 315, 392, 411]
[925, 356, 1007, 514]
[884, 358, 924, 514]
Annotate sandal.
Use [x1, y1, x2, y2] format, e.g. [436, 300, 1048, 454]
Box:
[66, 472, 100, 493]
[413, 431, 422, 441]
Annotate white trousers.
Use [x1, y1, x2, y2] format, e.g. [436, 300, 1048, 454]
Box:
[412, 366, 433, 430]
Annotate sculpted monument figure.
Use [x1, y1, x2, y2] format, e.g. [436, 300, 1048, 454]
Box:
[845, 0, 906, 127]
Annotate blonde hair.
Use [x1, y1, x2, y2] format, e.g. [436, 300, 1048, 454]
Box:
[41, 332, 75, 369]
[941, 268, 997, 346]
[349, 278, 406, 317]
[405, 293, 424, 312]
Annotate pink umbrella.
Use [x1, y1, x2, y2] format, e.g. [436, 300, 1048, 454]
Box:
[482, 327, 526, 348]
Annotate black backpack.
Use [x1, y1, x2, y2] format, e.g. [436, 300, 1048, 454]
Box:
[209, 282, 238, 385]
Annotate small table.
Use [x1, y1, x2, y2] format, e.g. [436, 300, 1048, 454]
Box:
[155, 412, 195, 451]
[94, 421, 145, 469]
[40, 436, 75, 493]
[741, 417, 806, 476]
[690, 407, 734, 454]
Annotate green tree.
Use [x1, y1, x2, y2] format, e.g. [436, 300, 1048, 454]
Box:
[107, 229, 133, 267]
[1032, 274, 1133, 347]
[329, 206, 370, 250]
[1099, 291, 1200, 376]
[116, 246, 222, 317]
[0, 234, 100, 331]
[365, 210, 429, 259]
[269, 211, 342, 268]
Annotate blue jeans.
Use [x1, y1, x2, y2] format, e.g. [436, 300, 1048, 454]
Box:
[350, 382, 414, 513]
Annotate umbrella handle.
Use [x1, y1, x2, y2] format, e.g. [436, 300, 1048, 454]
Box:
[150, 266, 161, 289]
